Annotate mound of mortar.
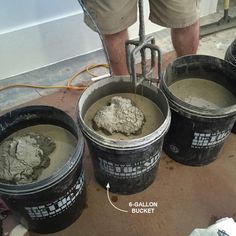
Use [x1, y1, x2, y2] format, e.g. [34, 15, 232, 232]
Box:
[0, 133, 56, 184]
[93, 96, 145, 135]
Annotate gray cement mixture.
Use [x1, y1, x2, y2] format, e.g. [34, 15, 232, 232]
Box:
[0, 133, 56, 184]
[93, 96, 145, 135]
[84, 93, 165, 140]
[169, 78, 236, 109]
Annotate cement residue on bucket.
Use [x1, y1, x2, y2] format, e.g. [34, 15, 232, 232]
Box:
[169, 78, 236, 109]
[84, 93, 165, 140]
[0, 125, 77, 184]
[93, 96, 145, 135]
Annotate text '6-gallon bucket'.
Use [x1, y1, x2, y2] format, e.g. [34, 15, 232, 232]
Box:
[77, 76, 171, 195]
[160, 55, 236, 166]
[0, 106, 85, 234]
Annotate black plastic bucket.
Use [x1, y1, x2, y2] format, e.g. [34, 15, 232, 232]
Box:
[160, 55, 236, 166]
[0, 106, 85, 233]
[77, 76, 171, 194]
[225, 38, 236, 133]
[225, 38, 236, 66]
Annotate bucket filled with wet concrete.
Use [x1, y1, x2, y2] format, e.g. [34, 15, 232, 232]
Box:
[0, 106, 85, 233]
[160, 55, 236, 166]
[77, 76, 171, 195]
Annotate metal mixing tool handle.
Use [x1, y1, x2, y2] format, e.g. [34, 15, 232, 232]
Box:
[125, 0, 162, 89]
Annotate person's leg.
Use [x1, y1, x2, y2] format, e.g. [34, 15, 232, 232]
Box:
[83, 0, 137, 75]
[171, 20, 199, 57]
[149, 0, 200, 56]
[104, 30, 129, 75]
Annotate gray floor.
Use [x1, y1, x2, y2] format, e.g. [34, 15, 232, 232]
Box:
[0, 50, 109, 113]
[198, 0, 236, 58]
[0, 0, 236, 113]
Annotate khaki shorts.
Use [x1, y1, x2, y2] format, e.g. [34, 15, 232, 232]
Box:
[82, 0, 200, 35]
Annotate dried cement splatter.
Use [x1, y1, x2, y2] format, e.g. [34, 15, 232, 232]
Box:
[0, 133, 56, 184]
[93, 96, 145, 135]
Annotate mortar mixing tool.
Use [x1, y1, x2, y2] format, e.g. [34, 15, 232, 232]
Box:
[125, 0, 162, 90]
[79, 0, 162, 90]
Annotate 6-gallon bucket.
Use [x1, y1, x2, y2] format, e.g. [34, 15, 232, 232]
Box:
[77, 76, 171, 194]
[160, 55, 236, 166]
[225, 38, 236, 133]
[0, 106, 85, 233]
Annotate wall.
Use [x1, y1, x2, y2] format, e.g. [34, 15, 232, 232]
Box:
[0, 0, 218, 80]
[0, 0, 101, 80]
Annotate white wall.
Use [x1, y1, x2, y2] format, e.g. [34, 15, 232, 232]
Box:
[0, 0, 81, 34]
[0, 0, 102, 80]
[199, 0, 218, 17]
[0, 0, 218, 81]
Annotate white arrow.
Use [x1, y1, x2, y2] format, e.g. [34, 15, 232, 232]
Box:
[106, 183, 128, 213]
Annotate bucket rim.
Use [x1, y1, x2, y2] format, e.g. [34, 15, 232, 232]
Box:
[161, 54, 236, 118]
[77, 76, 171, 150]
[0, 105, 84, 195]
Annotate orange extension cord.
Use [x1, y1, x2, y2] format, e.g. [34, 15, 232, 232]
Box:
[0, 64, 109, 92]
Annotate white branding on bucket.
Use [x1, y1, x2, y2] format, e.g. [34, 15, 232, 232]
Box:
[24, 171, 85, 220]
[191, 130, 231, 148]
[98, 152, 160, 179]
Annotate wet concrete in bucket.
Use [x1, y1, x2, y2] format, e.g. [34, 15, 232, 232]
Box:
[93, 96, 145, 136]
[169, 78, 236, 109]
[0, 124, 77, 184]
[84, 93, 165, 140]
